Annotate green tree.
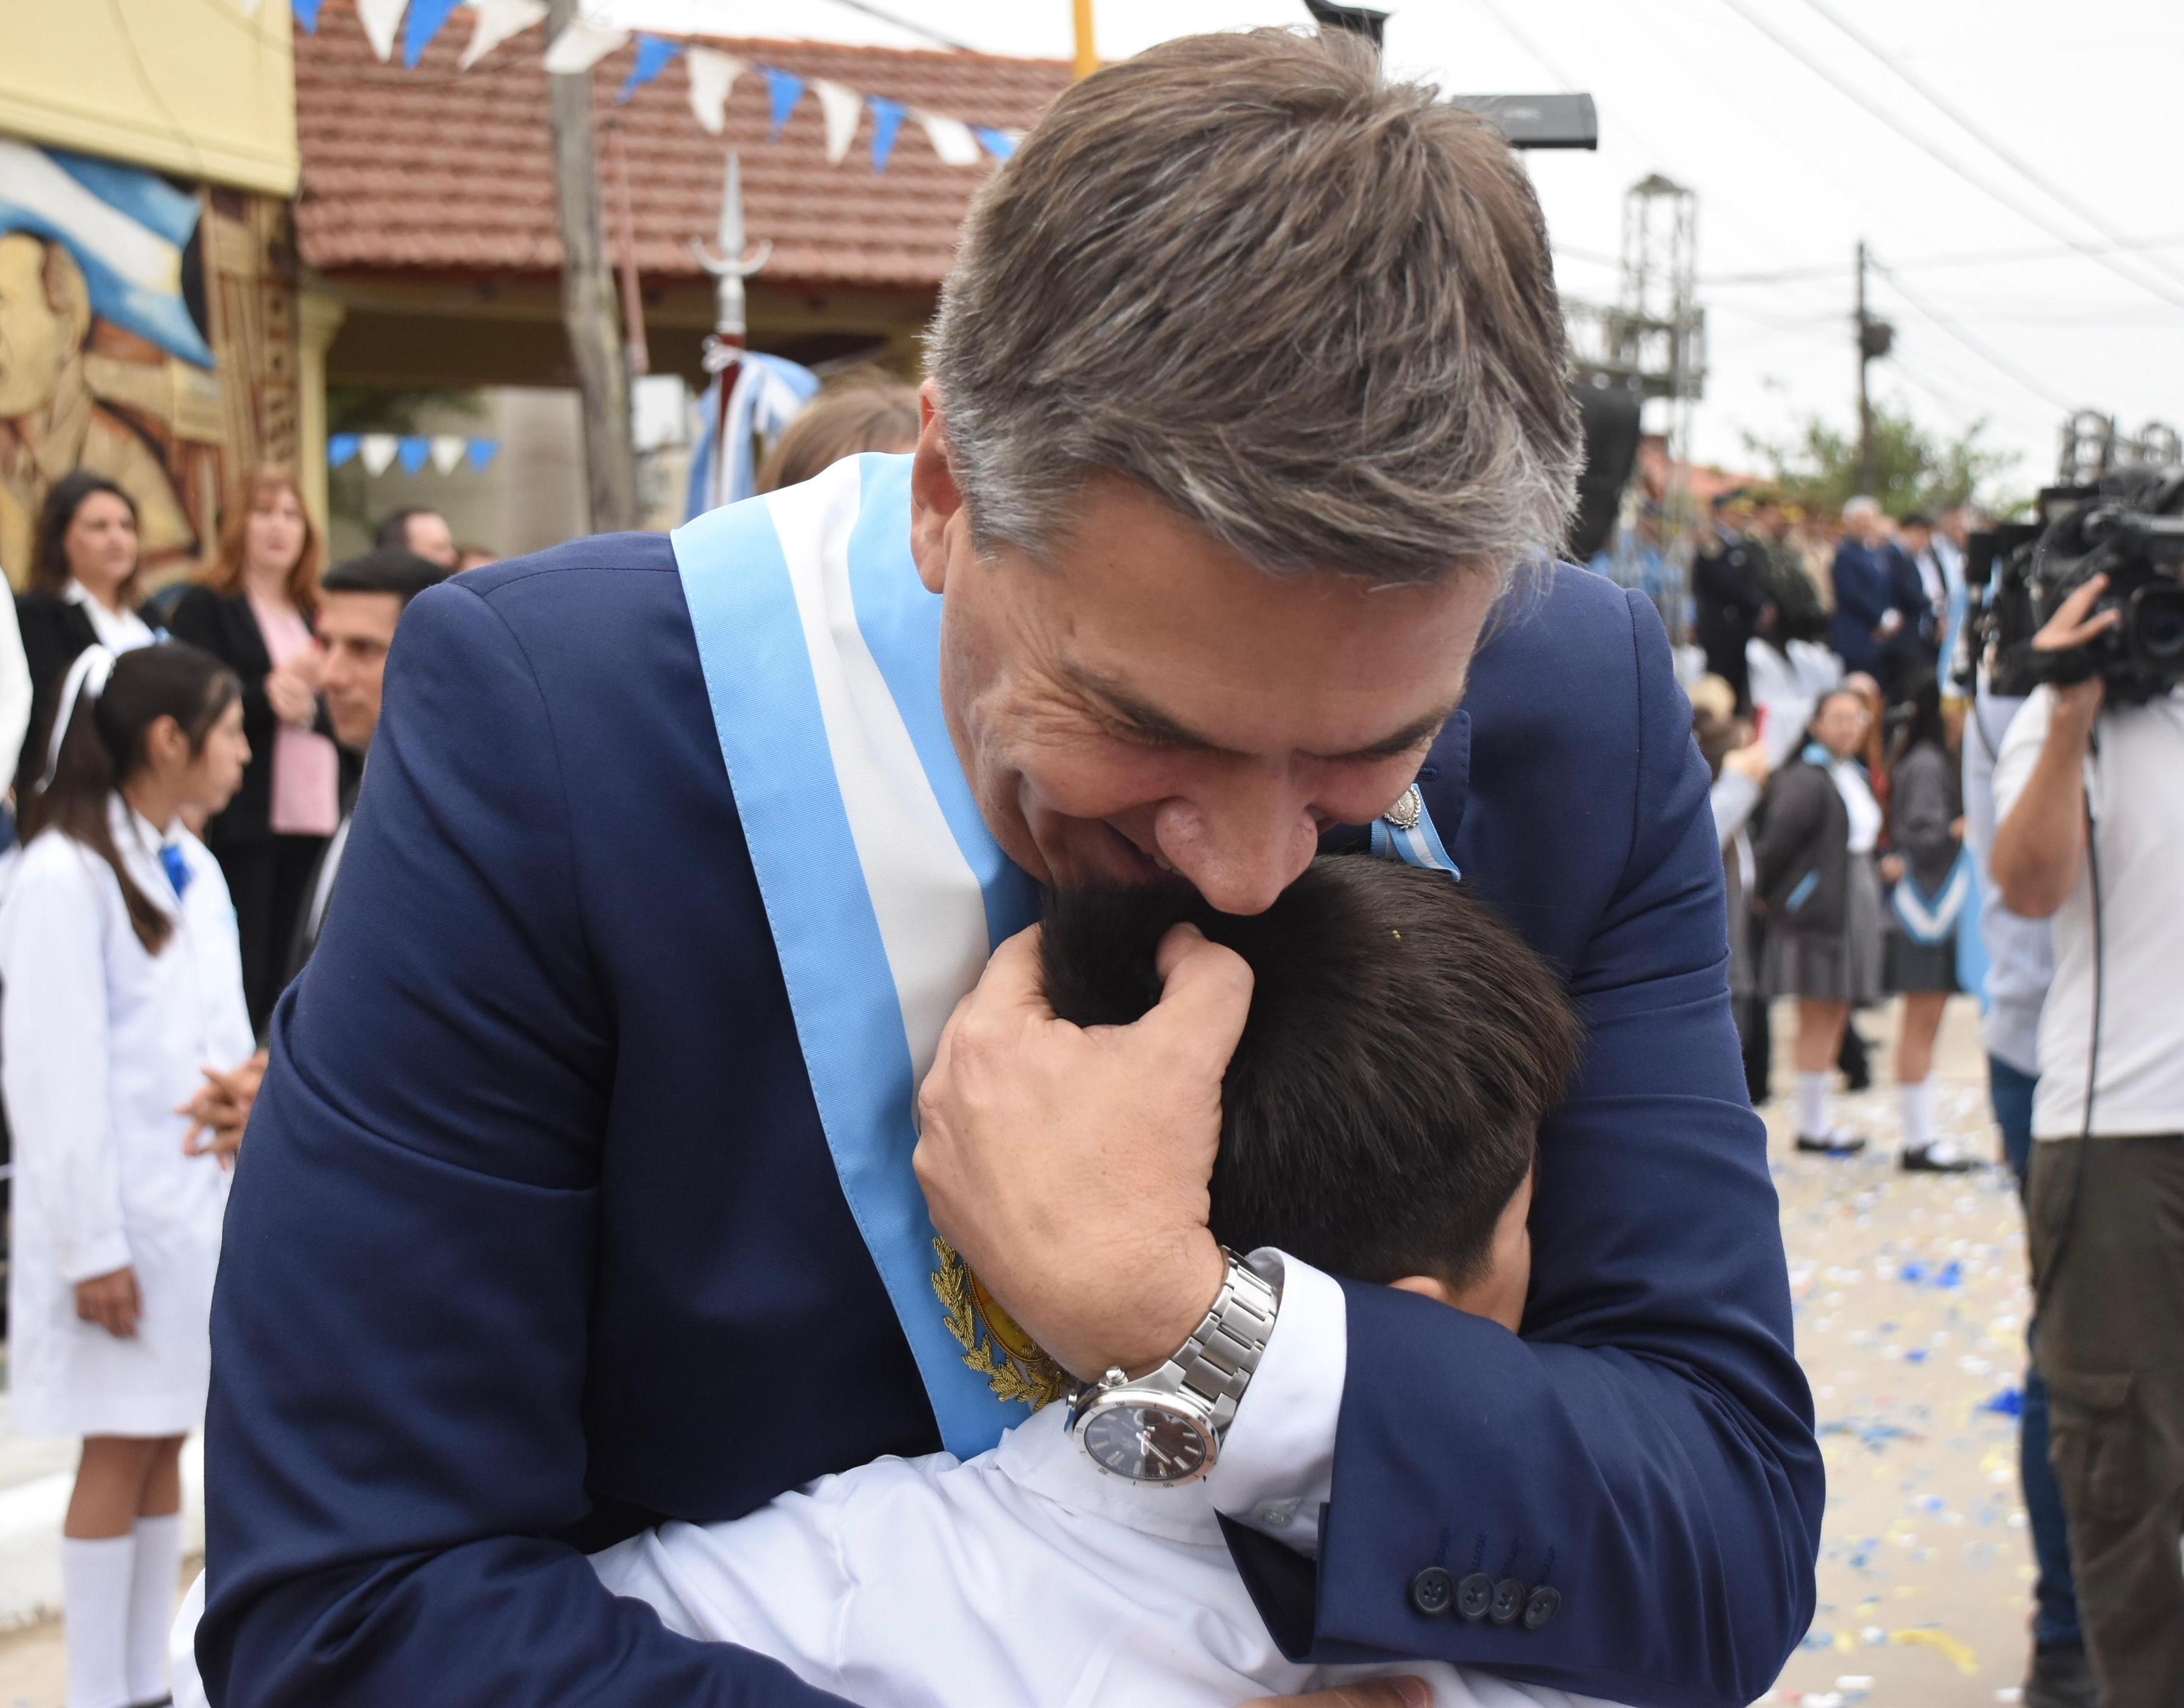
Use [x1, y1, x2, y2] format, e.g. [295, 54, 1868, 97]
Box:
[1742, 405, 2020, 518]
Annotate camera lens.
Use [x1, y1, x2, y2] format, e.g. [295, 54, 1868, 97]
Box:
[2133, 584, 2184, 663]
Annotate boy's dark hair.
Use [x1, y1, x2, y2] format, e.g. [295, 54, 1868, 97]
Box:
[322, 546, 449, 609]
[1040, 858, 1583, 1290]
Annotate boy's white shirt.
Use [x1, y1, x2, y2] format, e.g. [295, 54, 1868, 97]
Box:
[172, 1256, 1601, 1708]
[590, 1259, 1603, 1708]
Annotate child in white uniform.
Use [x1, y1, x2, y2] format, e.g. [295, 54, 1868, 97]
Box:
[2, 643, 254, 1708]
[583, 861, 1613, 1708]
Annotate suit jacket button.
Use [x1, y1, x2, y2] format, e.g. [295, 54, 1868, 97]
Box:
[1456, 1572, 1493, 1621]
[1523, 1585, 1562, 1631]
[1490, 1577, 1528, 1626]
[1409, 1566, 1455, 1617]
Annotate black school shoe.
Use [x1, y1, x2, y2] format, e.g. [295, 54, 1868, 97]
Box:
[1796, 1130, 1868, 1157]
[2023, 1644, 2098, 1708]
[1901, 1141, 1982, 1174]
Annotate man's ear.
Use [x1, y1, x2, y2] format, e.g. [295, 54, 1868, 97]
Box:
[1387, 1275, 1461, 1308]
[908, 380, 964, 596]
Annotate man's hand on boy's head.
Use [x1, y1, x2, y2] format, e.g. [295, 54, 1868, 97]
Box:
[914, 920, 1252, 1381]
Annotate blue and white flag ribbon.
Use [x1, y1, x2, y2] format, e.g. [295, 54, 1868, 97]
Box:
[683, 350, 819, 519]
[0, 141, 212, 369]
[672, 453, 1039, 1458]
[1369, 783, 1461, 879]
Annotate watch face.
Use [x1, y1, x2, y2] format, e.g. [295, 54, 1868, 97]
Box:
[1079, 1399, 1212, 1484]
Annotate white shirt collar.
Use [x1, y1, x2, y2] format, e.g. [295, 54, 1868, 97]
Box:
[63, 578, 156, 654]
[991, 1402, 1228, 1548]
[107, 796, 184, 889]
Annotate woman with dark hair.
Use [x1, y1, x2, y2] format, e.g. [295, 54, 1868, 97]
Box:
[13, 472, 154, 797]
[1882, 669, 1978, 1172]
[166, 465, 340, 1032]
[0, 641, 252, 1708]
[1756, 686, 1887, 1155]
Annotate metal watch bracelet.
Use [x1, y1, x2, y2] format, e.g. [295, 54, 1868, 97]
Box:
[1139, 1249, 1282, 1436]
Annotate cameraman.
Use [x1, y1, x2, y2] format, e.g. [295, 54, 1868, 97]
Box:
[1990, 570, 2184, 1708]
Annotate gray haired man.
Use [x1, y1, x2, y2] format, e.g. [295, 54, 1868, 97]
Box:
[201, 30, 1820, 1708]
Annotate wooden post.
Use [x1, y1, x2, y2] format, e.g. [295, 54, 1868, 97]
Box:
[295, 291, 346, 536]
[545, 0, 638, 533]
[1072, 0, 1098, 79]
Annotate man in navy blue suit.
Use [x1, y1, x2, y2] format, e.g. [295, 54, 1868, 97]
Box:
[199, 30, 1820, 1708]
[1830, 496, 1932, 689]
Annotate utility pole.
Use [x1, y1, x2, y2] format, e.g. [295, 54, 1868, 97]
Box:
[1852, 240, 1893, 500]
[1854, 240, 1872, 497]
[546, 0, 638, 533]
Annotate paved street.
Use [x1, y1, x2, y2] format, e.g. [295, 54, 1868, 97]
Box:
[0, 999, 2040, 1708]
[1759, 996, 2038, 1708]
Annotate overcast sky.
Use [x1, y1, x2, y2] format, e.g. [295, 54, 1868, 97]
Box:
[674, 0, 2184, 494]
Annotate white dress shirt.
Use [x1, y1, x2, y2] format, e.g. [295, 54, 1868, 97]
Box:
[586, 1261, 1611, 1708]
[61, 575, 156, 653]
[1829, 757, 1882, 855]
[0, 800, 249, 1436]
[172, 1262, 1589, 1708]
[0, 594, 29, 792]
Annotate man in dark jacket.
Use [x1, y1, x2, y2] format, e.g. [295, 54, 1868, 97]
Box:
[1829, 498, 1929, 689]
[1691, 491, 1774, 713]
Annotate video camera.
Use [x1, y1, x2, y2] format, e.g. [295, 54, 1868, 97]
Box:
[1959, 466, 2184, 705]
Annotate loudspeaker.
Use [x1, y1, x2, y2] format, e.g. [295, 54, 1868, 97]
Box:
[1567, 377, 1643, 563]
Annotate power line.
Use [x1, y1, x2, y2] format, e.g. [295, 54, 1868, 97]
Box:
[1465, 0, 1583, 92]
[1708, 0, 2184, 315]
[1702, 230, 2184, 288]
[1870, 260, 2078, 415]
[1465, 0, 1805, 270]
[814, 0, 977, 52]
[1791, 0, 2184, 297]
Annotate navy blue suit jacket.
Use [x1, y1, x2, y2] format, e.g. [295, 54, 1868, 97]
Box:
[200, 536, 1821, 1707]
[1829, 540, 1929, 677]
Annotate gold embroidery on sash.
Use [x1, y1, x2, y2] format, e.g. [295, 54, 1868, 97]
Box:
[931, 1237, 1069, 1411]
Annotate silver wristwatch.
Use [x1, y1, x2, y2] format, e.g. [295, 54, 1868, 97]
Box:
[1068, 1250, 1281, 1486]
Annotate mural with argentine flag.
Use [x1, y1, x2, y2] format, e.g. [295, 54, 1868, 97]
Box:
[0, 139, 220, 581]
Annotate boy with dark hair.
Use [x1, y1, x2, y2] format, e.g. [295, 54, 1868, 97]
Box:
[580, 860, 1598, 1707]
[1041, 859, 1579, 1303]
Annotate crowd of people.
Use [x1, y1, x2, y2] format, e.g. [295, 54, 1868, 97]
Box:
[0, 378, 924, 1707]
[1673, 489, 1984, 1169]
[1682, 471, 2184, 1707]
[0, 465, 460, 1708]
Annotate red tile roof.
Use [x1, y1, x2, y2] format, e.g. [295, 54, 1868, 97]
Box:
[293, 1, 1072, 289]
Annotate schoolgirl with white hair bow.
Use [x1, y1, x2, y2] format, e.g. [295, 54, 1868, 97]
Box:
[0, 642, 253, 1708]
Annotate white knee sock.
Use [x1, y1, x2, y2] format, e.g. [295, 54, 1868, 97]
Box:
[126, 1513, 183, 1704]
[62, 1534, 136, 1708]
[1796, 1071, 1829, 1137]
[1899, 1079, 1934, 1152]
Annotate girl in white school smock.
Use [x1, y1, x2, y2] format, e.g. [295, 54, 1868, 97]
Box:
[0, 642, 254, 1708]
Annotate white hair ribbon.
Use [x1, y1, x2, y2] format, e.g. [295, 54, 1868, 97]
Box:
[37, 645, 117, 795]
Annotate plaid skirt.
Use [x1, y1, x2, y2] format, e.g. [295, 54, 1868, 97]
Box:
[1766, 854, 1884, 1005]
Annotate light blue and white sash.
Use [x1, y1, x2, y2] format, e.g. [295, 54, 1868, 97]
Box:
[1891, 845, 1974, 946]
[673, 453, 1037, 1458]
[671, 452, 1461, 1451]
